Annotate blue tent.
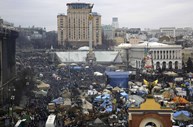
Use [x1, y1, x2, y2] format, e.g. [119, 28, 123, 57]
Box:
[94, 94, 111, 102]
[70, 66, 83, 70]
[173, 110, 191, 117]
[105, 71, 130, 88]
[120, 92, 128, 99]
[185, 82, 190, 86]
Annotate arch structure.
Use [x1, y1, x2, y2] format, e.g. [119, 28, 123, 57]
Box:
[139, 117, 163, 127]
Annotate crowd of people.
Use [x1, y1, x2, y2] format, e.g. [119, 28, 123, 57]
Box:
[14, 50, 129, 127]
[1, 50, 193, 127]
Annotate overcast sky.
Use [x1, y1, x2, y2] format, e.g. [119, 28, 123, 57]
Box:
[0, 0, 193, 31]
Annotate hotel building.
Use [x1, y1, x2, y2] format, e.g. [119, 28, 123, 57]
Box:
[57, 2, 102, 48]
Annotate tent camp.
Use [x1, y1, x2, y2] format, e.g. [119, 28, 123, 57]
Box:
[37, 82, 50, 90]
[105, 71, 130, 88]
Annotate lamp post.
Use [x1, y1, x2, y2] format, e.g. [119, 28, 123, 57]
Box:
[8, 87, 16, 126]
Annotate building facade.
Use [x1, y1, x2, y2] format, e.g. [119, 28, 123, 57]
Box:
[182, 47, 193, 63]
[102, 25, 114, 40]
[57, 3, 102, 48]
[112, 17, 119, 29]
[160, 27, 176, 37]
[128, 98, 173, 127]
[117, 41, 182, 70]
[0, 20, 18, 105]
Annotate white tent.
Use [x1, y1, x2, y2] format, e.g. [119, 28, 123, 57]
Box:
[94, 72, 103, 76]
[33, 90, 47, 97]
[37, 82, 50, 90]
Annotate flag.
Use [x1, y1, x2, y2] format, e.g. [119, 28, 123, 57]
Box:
[152, 79, 158, 86]
[143, 79, 149, 86]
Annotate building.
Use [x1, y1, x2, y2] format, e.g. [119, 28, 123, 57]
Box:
[160, 27, 176, 37]
[57, 2, 102, 48]
[182, 47, 193, 63]
[147, 27, 193, 38]
[102, 25, 114, 40]
[16, 26, 46, 40]
[112, 17, 119, 29]
[117, 41, 182, 70]
[0, 19, 18, 105]
[128, 98, 173, 127]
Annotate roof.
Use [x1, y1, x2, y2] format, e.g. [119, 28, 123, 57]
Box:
[137, 41, 169, 48]
[129, 98, 172, 111]
[117, 41, 181, 49]
[55, 51, 122, 63]
[117, 43, 132, 48]
[46, 114, 56, 124]
[78, 46, 89, 51]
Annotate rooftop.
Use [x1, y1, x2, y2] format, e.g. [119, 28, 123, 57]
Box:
[67, 2, 94, 9]
[129, 98, 172, 111]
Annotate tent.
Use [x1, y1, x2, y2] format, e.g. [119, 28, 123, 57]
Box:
[94, 118, 104, 124]
[78, 46, 89, 51]
[61, 98, 71, 109]
[37, 82, 50, 90]
[112, 86, 121, 92]
[163, 71, 178, 77]
[120, 92, 128, 99]
[126, 95, 144, 108]
[95, 94, 111, 102]
[94, 72, 103, 76]
[173, 113, 192, 121]
[52, 97, 64, 105]
[105, 71, 130, 88]
[70, 63, 78, 66]
[33, 90, 47, 97]
[103, 89, 112, 94]
[82, 99, 93, 110]
[57, 63, 66, 68]
[70, 65, 82, 70]
[173, 110, 191, 117]
[172, 96, 189, 104]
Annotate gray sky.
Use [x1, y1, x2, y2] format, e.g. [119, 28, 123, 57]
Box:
[0, 0, 193, 31]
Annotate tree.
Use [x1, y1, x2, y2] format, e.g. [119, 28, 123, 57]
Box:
[186, 57, 193, 72]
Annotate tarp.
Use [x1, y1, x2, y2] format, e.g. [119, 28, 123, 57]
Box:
[173, 110, 191, 117]
[33, 90, 47, 97]
[94, 72, 103, 76]
[95, 94, 111, 102]
[52, 97, 64, 105]
[120, 92, 128, 99]
[82, 100, 93, 110]
[37, 82, 50, 90]
[173, 113, 192, 121]
[172, 96, 189, 104]
[70, 66, 82, 70]
[105, 71, 130, 88]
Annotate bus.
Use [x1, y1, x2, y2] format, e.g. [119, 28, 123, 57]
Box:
[45, 114, 56, 127]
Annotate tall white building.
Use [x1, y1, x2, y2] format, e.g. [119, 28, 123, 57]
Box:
[112, 17, 119, 29]
[57, 2, 102, 48]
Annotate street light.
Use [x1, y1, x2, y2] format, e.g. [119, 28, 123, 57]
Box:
[8, 87, 16, 126]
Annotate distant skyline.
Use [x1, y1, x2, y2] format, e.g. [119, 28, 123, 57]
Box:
[1, 0, 193, 31]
